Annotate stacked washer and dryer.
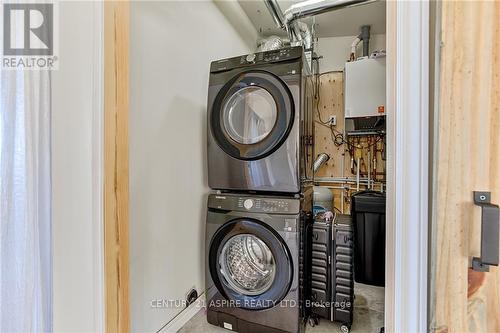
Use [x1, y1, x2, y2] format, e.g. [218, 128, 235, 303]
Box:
[205, 46, 314, 333]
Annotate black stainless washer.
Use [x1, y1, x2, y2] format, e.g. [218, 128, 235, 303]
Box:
[209, 218, 293, 310]
[205, 191, 312, 333]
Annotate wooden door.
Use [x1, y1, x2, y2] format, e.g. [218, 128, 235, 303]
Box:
[431, 1, 500, 332]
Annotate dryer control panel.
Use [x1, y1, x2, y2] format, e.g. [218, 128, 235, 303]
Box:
[208, 193, 300, 215]
[210, 46, 303, 73]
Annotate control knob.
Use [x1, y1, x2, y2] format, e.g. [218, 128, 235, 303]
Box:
[243, 199, 254, 210]
[246, 54, 256, 63]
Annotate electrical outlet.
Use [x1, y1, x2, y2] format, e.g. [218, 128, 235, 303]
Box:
[328, 115, 337, 126]
[185, 288, 198, 307]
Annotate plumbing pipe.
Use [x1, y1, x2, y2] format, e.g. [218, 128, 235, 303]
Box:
[367, 150, 371, 190]
[349, 25, 371, 60]
[320, 185, 374, 192]
[356, 157, 360, 191]
[263, 0, 308, 49]
[264, 0, 286, 29]
[263, 0, 374, 47]
[315, 178, 379, 185]
[315, 179, 374, 185]
[341, 189, 344, 214]
[350, 37, 361, 61]
[360, 25, 370, 57]
[283, 0, 374, 26]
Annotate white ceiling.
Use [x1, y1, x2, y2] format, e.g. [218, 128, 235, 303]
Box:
[238, 0, 386, 38]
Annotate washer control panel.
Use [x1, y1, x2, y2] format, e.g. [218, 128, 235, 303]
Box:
[237, 197, 292, 213]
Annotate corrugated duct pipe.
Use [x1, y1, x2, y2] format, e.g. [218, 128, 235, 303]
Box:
[257, 36, 285, 52]
[313, 153, 330, 173]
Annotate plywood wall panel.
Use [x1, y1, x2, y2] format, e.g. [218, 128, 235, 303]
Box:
[314, 72, 347, 213]
[314, 72, 386, 213]
[314, 72, 346, 179]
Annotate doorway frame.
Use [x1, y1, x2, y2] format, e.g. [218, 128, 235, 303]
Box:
[103, 1, 130, 332]
[96, 1, 432, 332]
[385, 1, 430, 332]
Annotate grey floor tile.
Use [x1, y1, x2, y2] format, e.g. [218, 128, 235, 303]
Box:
[178, 284, 384, 333]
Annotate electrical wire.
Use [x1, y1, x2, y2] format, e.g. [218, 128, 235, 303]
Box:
[313, 59, 330, 125]
[313, 63, 386, 179]
[333, 206, 343, 214]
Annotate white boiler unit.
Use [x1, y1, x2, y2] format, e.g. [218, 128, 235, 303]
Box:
[344, 57, 386, 118]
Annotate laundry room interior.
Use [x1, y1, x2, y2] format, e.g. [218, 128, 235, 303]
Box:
[129, 1, 387, 332]
[4, 0, 499, 331]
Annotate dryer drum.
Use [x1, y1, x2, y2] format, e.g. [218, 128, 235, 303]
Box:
[209, 218, 293, 310]
[222, 87, 277, 145]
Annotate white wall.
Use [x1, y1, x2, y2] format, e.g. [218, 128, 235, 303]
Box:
[316, 34, 386, 73]
[129, 2, 254, 332]
[52, 2, 102, 332]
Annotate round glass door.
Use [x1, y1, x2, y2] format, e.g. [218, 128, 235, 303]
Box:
[209, 218, 293, 310]
[222, 87, 277, 145]
[219, 234, 276, 295]
[210, 71, 294, 160]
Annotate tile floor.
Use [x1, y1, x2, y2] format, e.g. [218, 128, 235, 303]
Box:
[178, 283, 384, 333]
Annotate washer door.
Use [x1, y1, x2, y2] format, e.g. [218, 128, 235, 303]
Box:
[209, 218, 293, 310]
[211, 71, 294, 160]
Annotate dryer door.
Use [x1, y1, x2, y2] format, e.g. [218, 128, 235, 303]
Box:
[209, 218, 293, 310]
[210, 71, 294, 160]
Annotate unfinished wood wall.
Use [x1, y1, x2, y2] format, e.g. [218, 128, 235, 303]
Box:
[314, 72, 386, 213]
[104, 2, 130, 332]
[432, 1, 500, 332]
[314, 72, 345, 178]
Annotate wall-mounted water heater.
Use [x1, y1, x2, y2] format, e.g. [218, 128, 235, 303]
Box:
[344, 57, 386, 135]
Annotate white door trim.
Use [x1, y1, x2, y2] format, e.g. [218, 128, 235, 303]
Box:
[386, 1, 429, 332]
[91, 2, 105, 332]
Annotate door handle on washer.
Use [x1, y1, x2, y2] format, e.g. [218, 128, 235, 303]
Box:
[471, 191, 499, 272]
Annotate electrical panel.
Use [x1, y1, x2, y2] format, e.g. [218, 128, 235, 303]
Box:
[344, 57, 386, 118]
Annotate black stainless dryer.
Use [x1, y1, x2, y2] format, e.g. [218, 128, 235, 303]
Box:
[207, 46, 314, 194]
[205, 191, 312, 333]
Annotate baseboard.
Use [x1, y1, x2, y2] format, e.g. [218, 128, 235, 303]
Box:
[159, 294, 206, 333]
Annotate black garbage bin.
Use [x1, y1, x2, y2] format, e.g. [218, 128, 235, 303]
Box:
[351, 191, 386, 287]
